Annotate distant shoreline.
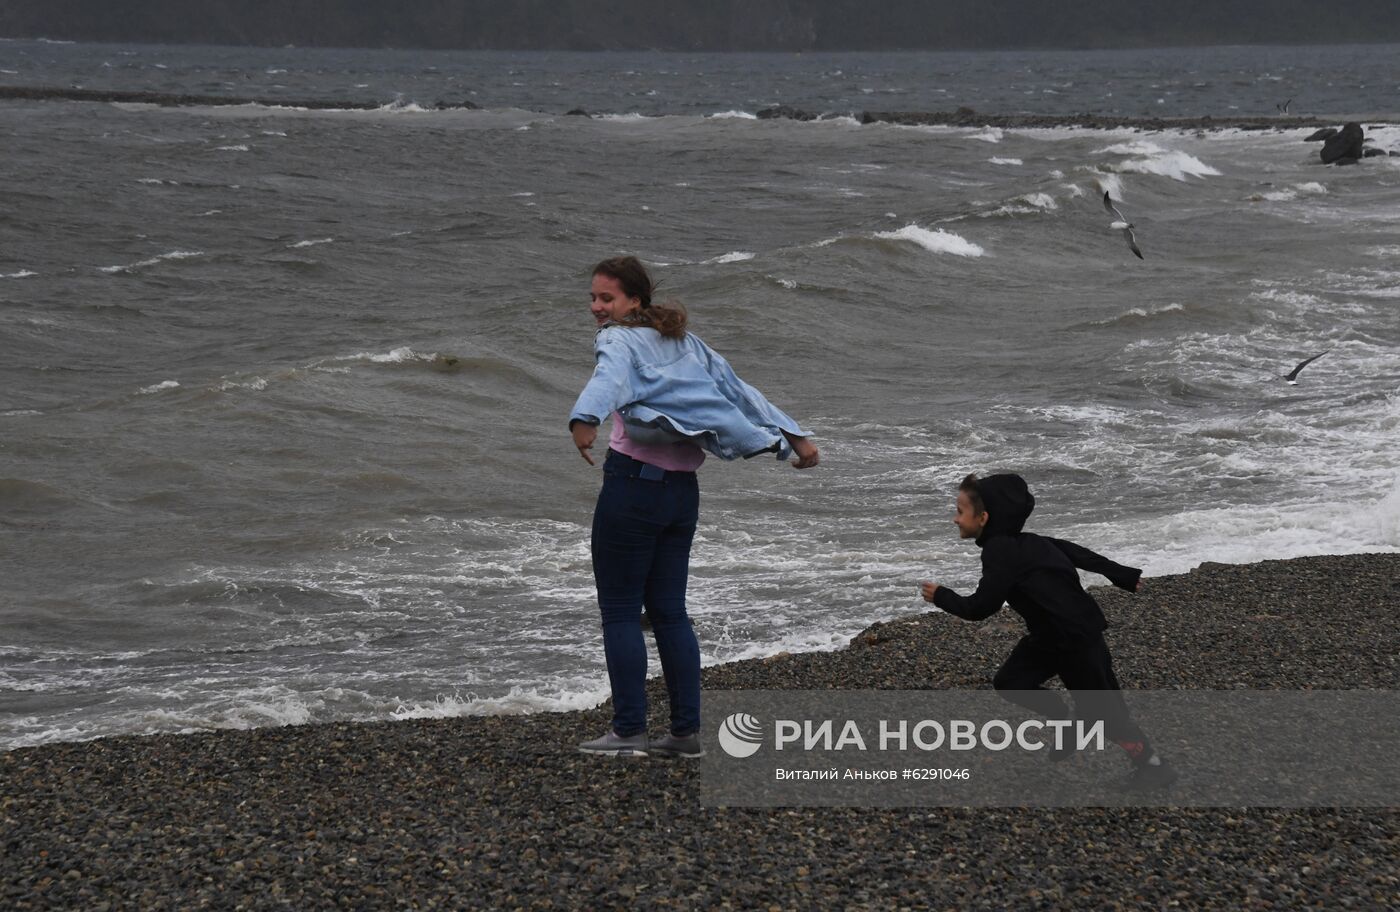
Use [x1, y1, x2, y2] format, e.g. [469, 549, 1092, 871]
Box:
[6, 85, 1400, 130]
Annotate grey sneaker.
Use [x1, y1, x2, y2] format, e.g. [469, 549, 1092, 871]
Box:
[578, 730, 649, 757]
[650, 732, 705, 758]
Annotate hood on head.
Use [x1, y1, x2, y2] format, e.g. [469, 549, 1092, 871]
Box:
[975, 473, 1035, 544]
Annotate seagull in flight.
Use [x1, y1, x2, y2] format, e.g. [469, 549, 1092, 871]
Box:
[1283, 351, 1327, 384]
[1277, 98, 1292, 114]
[1102, 191, 1144, 259]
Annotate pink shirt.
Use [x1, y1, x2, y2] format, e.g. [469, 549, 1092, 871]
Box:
[609, 411, 706, 472]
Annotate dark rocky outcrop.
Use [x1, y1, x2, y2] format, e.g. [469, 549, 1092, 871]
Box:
[1304, 127, 1338, 141]
[756, 104, 821, 121]
[0, 84, 477, 110]
[1320, 122, 1365, 164]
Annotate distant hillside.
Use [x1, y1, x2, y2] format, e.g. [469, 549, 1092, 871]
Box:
[3, 0, 1400, 51]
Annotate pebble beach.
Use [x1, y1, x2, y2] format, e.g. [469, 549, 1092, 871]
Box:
[3, 553, 1397, 910]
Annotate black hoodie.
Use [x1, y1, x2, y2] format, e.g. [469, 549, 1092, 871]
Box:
[932, 474, 1142, 647]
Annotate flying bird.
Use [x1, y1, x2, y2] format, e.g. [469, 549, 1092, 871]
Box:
[1283, 351, 1327, 384]
[1102, 191, 1144, 259]
[1277, 98, 1292, 115]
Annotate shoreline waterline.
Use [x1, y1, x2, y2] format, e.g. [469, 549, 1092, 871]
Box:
[5, 551, 1395, 756]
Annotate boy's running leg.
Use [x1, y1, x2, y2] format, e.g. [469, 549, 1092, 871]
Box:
[993, 636, 1077, 759]
[1060, 637, 1178, 789]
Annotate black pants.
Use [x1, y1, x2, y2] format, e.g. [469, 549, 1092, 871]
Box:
[992, 634, 1147, 746]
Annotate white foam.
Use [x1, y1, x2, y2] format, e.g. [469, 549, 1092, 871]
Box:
[391, 684, 612, 720]
[708, 251, 755, 264]
[1091, 302, 1185, 325]
[216, 144, 250, 152]
[138, 380, 180, 394]
[218, 377, 268, 392]
[1250, 181, 1329, 203]
[1110, 149, 1221, 181]
[989, 157, 1023, 166]
[2, 409, 41, 417]
[969, 127, 1004, 143]
[1, 270, 37, 279]
[707, 110, 757, 120]
[1092, 173, 1126, 200]
[100, 250, 204, 274]
[290, 238, 334, 248]
[378, 100, 432, 113]
[1095, 140, 1167, 156]
[329, 346, 433, 365]
[875, 225, 986, 257]
[596, 113, 651, 122]
[1019, 192, 1058, 209]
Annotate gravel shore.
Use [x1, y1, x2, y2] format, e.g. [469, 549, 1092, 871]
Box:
[3, 553, 1398, 910]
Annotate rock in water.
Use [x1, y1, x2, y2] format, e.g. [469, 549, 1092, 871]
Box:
[1304, 127, 1338, 142]
[1320, 122, 1365, 164]
[756, 105, 817, 121]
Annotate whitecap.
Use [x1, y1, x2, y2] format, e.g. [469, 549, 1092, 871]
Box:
[218, 377, 269, 392]
[707, 251, 756, 264]
[216, 144, 250, 152]
[969, 127, 1004, 143]
[874, 225, 986, 257]
[708, 110, 757, 120]
[139, 380, 180, 394]
[378, 100, 432, 113]
[1100, 143, 1220, 181]
[989, 157, 1023, 166]
[2, 270, 37, 279]
[100, 250, 204, 274]
[289, 238, 333, 249]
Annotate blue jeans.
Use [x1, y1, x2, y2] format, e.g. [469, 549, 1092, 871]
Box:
[591, 450, 701, 738]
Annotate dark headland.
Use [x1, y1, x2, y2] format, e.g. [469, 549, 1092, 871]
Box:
[6, 86, 1400, 135]
[3, 553, 1398, 910]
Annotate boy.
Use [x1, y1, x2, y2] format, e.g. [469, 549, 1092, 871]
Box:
[920, 473, 1178, 791]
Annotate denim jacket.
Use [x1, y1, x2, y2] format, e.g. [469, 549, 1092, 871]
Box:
[569, 324, 807, 461]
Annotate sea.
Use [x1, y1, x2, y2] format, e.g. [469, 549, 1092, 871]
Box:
[2, 40, 1398, 750]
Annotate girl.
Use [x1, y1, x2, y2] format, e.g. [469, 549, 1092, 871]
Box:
[569, 256, 819, 758]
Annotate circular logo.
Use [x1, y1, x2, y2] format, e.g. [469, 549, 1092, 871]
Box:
[717, 712, 763, 758]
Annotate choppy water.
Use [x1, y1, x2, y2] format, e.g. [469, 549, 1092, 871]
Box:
[3, 40, 1399, 750]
